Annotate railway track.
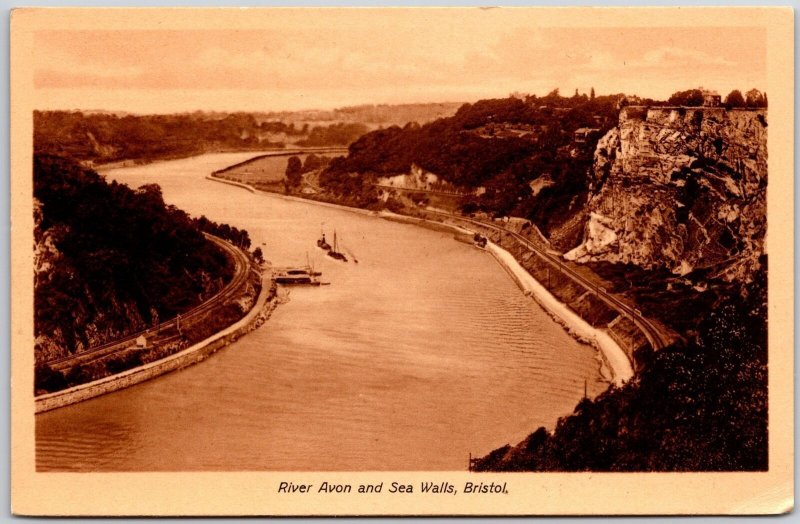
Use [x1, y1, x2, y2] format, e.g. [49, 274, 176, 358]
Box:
[47, 234, 252, 372]
[426, 210, 670, 351]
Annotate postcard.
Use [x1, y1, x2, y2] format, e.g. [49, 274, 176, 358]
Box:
[9, 6, 794, 516]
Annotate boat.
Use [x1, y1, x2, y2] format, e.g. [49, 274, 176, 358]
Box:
[274, 268, 315, 285]
[326, 230, 348, 262]
[273, 266, 329, 286]
[317, 228, 332, 251]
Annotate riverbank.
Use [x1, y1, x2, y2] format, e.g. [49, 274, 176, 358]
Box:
[379, 212, 633, 384]
[207, 173, 634, 385]
[96, 147, 349, 172]
[35, 264, 277, 414]
[207, 175, 378, 217]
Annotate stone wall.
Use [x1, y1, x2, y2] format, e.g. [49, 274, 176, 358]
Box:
[35, 274, 276, 413]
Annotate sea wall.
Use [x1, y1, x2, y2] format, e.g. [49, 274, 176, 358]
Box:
[208, 173, 640, 385]
[205, 175, 256, 193]
[35, 273, 277, 413]
[210, 147, 349, 177]
[206, 175, 378, 217]
[485, 243, 633, 384]
[379, 211, 635, 385]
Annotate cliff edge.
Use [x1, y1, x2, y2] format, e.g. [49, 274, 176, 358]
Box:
[566, 106, 767, 283]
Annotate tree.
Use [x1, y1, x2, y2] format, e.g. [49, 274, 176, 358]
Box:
[285, 156, 303, 188]
[590, 87, 595, 100]
[35, 364, 66, 393]
[745, 89, 767, 108]
[668, 89, 704, 107]
[252, 247, 264, 264]
[724, 90, 746, 108]
[303, 154, 327, 173]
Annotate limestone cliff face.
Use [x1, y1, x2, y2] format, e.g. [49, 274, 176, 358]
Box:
[566, 107, 767, 282]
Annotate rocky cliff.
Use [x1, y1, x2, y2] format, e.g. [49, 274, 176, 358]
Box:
[566, 107, 767, 282]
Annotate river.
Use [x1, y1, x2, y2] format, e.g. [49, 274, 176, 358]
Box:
[36, 152, 607, 471]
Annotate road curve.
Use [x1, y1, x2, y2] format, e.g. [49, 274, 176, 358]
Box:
[425, 210, 670, 351]
[46, 234, 253, 372]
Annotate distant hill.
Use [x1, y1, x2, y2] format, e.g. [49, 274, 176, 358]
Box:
[261, 101, 464, 128]
[33, 103, 460, 166]
[33, 110, 369, 166]
[34, 111, 283, 165]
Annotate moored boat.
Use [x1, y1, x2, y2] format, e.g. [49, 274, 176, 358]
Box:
[317, 236, 331, 251]
[274, 267, 329, 285]
[327, 230, 348, 262]
[317, 228, 332, 251]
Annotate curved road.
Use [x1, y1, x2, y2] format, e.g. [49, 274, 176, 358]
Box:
[46, 234, 253, 373]
[425, 209, 671, 351]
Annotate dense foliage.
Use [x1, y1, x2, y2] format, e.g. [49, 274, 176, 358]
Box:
[34, 111, 370, 166]
[34, 154, 235, 353]
[327, 95, 606, 185]
[193, 215, 252, 250]
[474, 270, 767, 471]
[296, 123, 369, 147]
[667, 87, 767, 108]
[323, 93, 621, 230]
[285, 153, 332, 191]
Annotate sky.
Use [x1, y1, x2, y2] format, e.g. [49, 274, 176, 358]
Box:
[32, 10, 767, 114]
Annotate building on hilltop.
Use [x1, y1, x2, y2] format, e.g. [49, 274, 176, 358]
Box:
[702, 90, 721, 107]
[574, 127, 601, 144]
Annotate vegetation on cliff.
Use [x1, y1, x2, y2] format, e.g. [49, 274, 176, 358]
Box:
[321, 92, 624, 237]
[474, 269, 767, 471]
[34, 154, 235, 361]
[296, 123, 369, 148]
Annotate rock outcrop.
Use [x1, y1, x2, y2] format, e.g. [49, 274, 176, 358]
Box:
[566, 106, 767, 282]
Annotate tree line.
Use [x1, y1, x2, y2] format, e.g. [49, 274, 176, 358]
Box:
[666, 88, 767, 108]
[34, 111, 372, 166]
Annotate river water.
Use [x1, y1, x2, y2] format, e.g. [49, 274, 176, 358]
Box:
[36, 152, 606, 471]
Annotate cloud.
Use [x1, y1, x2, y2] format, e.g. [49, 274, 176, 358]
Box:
[634, 47, 737, 68]
[31, 22, 766, 112]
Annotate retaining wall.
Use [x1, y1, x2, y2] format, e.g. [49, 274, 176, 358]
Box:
[35, 273, 276, 413]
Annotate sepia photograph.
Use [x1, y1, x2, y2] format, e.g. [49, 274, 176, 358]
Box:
[10, 6, 794, 516]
